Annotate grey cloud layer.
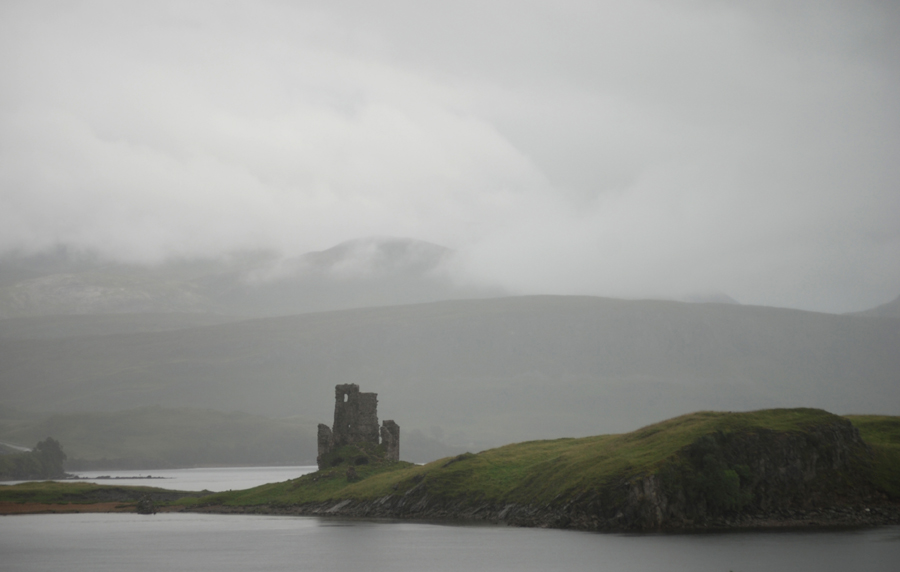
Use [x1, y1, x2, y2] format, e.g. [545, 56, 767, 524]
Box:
[1, 0, 898, 312]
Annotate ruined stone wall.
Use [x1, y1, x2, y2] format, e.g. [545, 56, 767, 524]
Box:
[332, 384, 362, 447]
[381, 420, 400, 462]
[355, 392, 381, 445]
[317, 424, 334, 466]
[317, 384, 400, 469]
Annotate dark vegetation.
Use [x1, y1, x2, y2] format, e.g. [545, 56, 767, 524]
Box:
[845, 415, 900, 498]
[316, 442, 393, 472]
[0, 480, 201, 505]
[0, 437, 67, 480]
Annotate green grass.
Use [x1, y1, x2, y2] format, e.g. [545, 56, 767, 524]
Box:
[846, 415, 900, 498]
[0, 481, 177, 505]
[188, 408, 862, 509]
[195, 461, 419, 507]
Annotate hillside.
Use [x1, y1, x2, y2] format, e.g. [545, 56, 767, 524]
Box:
[852, 294, 900, 319]
[0, 406, 461, 470]
[1, 296, 898, 459]
[0, 407, 319, 470]
[0, 437, 67, 480]
[0, 313, 242, 341]
[187, 409, 900, 531]
[0, 238, 500, 319]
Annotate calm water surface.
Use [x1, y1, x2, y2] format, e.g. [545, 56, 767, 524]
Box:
[68, 465, 318, 491]
[4, 465, 317, 492]
[1, 513, 898, 572]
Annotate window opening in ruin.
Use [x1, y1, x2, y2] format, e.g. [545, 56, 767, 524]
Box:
[343, 394, 348, 402]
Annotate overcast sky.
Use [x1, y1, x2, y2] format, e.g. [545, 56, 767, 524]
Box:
[1, 1, 898, 313]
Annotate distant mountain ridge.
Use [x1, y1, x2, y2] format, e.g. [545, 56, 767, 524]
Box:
[0, 237, 501, 319]
[851, 294, 900, 318]
[0, 313, 241, 341]
[681, 292, 741, 305]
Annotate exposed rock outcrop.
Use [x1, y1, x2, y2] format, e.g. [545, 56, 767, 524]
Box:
[380, 420, 400, 462]
[613, 418, 876, 530]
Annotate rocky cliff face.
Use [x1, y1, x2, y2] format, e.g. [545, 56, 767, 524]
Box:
[613, 418, 877, 530]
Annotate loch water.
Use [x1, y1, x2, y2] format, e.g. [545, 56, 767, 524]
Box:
[1, 513, 898, 572]
[56, 465, 319, 492]
[2, 467, 899, 571]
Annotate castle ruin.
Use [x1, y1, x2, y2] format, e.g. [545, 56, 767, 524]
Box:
[317, 384, 399, 469]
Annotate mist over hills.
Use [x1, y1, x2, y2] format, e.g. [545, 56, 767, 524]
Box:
[0, 407, 319, 469]
[851, 294, 900, 319]
[2, 295, 897, 458]
[0, 237, 501, 319]
[0, 313, 239, 341]
[2, 238, 898, 463]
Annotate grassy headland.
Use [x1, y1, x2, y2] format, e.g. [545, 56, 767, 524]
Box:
[195, 409, 879, 506]
[186, 409, 900, 531]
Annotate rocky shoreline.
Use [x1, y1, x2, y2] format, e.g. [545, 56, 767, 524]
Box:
[6, 495, 898, 531]
[185, 496, 900, 532]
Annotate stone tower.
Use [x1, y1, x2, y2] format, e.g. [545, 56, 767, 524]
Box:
[316, 384, 400, 469]
[332, 384, 380, 447]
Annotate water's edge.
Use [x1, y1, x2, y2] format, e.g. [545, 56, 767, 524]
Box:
[185, 497, 900, 533]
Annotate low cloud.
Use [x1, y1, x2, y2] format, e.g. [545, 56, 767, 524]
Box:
[1, 1, 898, 312]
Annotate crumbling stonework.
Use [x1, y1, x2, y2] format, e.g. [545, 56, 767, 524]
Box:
[317, 424, 334, 463]
[381, 420, 400, 462]
[332, 384, 380, 447]
[316, 384, 400, 469]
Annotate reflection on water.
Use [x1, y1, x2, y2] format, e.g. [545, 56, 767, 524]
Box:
[69, 465, 318, 492]
[0, 514, 898, 572]
[4, 465, 317, 492]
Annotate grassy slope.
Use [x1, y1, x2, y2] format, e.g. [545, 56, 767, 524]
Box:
[197, 408, 898, 509]
[845, 415, 900, 498]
